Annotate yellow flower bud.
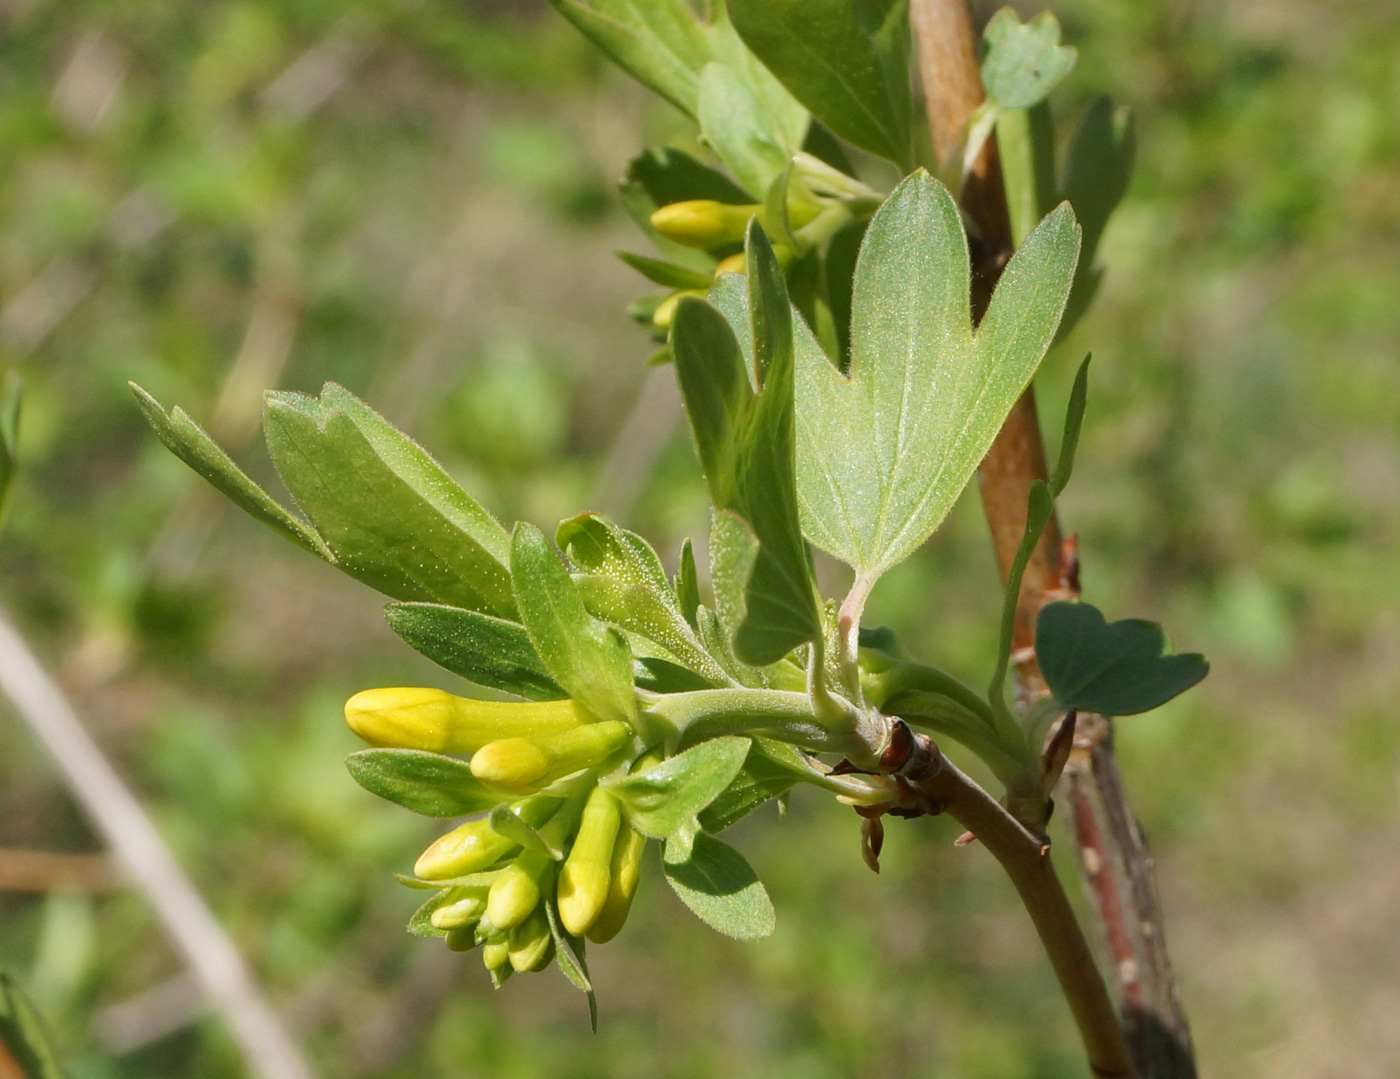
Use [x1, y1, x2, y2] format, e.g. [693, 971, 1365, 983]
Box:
[485, 849, 551, 931]
[713, 253, 746, 277]
[586, 820, 648, 944]
[650, 200, 757, 248]
[470, 721, 632, 793]
[557, 788, 621, 937]
[430, 886, 488, 930]
[507, 905, 555, 973]
[344, 688, 594, 754]
[481, 934, 511, 974]
[413, 794, 561, 881]
[651, 290, 704, 330]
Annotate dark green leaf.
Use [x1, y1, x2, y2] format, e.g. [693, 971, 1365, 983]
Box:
[346, 749, 511, 817]
[981, 9, 1077, 111]
[1050, 355, 1091, 499]
[793, 172, 1080, 578]
[728, 0, 912, 167]
[0, 970, 66, 1079]
[547, 0, 711, 117]
[511, 522, 638, 725]
[384, 603, 563, 701]
[1036, 602, 1210, 716]
[265, 383, 515, 616]
[697, 736, 809, 832]
[662, 831, 774, 940]
[130, 383, 332, 560]
[633, 654, 714, 693]
[822, 218, 866, 371]
[605, 735, 750, 838]
[557, 512, 727, 683]
[989, 481, 1055, 712]
[620, 147, 750, 270]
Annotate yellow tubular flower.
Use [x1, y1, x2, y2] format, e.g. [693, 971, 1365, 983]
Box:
[481, 935, 511, 976]
[430, 886, 488, 930]
[713, 253, 746, 277]
[485, 849, 551, 930]
[651, 289, 705, 330]
[557, 787, 621, 936]
[413, 794, 561, 880]
[470, 721, 632, 793]
[344, 688, 595, 753]
[586, 820, 648, 944]
[507, 906, 555, 973]
[649, 200, 757, 248]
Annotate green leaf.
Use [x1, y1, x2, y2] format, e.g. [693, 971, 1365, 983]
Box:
[0, 371, 21, 533]
[407, 889, 454, 937]
[822, 218, 866, 370]
[489, 804, 565, 860]
[988, 481, 1055, 717]
[634, 654, 714, 693]
[384, 603, 564, 701]
[1058, 97, 1135, 339]
[130, 383, 332, 560]
[728, 0, 912, 167]
[604, 735, 750, 838]
[543, 899, 598, 1030]
[981, 8, 1077, 111]
[1050, 355, 1091, 499]
[547, 0, 711, 117]
[675, 537, 701, 627]
[697, 735, 809, 832]
[663, 831, 775, 940]
[557, 512, 728, 684]
[265, 383, 515, 616]
[671, 223, 822, 666]
[345, 749, 511, 817]
[511, 522, 638, 726]
[1036, 602, 1210, 716]
[997, 102, 1059, 246]
[794, 171, 1080, 578]
[616, 251, 715, 290]
[698, 61, 806, 203]
[0, 970, 66, 1079]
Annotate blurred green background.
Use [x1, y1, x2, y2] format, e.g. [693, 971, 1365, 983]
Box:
[1, 0, 1398, 1076]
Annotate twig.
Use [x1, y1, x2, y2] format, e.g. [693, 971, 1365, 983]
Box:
[902, 735, 1134, 1079]
[0, 848, 121, 894]
[0, 608, 315, 1079]
[910, 2, 1197, 1075]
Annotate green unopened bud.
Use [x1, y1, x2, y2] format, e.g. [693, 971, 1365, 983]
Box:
[650, 200, 757, 248]
[345, 688, 596, 754]
[586, 819, 648, 944]
[470, 721, 632, 792]
[557, 787, 621, 937]
[444, 925, 480, 952]
[414, 795, 560, 880]
[486, 849, 552, 930]
[431, 886, 488, 930]
[507, 905, 555, 973]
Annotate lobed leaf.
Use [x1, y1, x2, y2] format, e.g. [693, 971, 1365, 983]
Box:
[981, 8, 1077, 111]
[1036, 602, 1209, 716]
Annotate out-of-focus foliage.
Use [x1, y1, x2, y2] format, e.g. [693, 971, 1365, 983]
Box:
[1, 1, 1399, 1077]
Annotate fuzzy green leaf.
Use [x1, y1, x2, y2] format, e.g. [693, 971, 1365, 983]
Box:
[547, 0, 711, 116]
[698, 61, 807, 202]
[663, 831, 775, 940]
[697, 736, 809, 832]
[1036, 602, 1209, 716]
[345, 749, 509, 817]
[981, 9, 1077, 111]
[130, 383, 332, 560]
[264, 383, 515, 616]
[511, 522, 637, 725]
[384, 603, 563, 701]
[604, 735, 750, 838]
[794, 171, 1080, 579]
[728, 0, 912, 167]
[616, 251, 715, 290]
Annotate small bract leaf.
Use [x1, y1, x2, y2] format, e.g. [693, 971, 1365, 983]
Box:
[511, 522, 638, 726]
[346, 749, 512, 817]
[604, 735, 751, 838]
[384, 603, 563, 701]
[616, 251, 715, 290]
[663, 831, 775, 940]
[981, 8, 1077, 111]
[728, 0, 912, 167]
[1036, 601, 1209, 716]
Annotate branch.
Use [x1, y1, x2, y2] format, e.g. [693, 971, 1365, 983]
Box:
[901, 734, 1134, 1079]
[0, 609, 316, 1079]
[909, 2, 1197, 1075]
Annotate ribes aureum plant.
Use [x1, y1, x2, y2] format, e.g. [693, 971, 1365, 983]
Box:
[132, 1, 1207, 1065]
